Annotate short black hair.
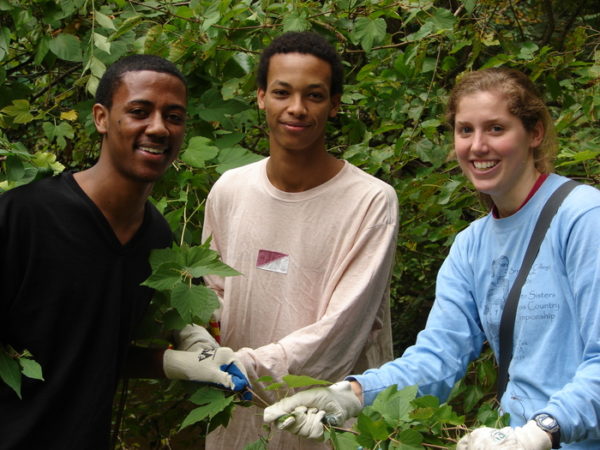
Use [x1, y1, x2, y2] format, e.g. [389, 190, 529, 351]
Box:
[95, 54, 187, 108]
[257, 32, 344, 96]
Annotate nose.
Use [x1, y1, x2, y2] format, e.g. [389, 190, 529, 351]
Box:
[287, 94, 307, 116]
[146, 112, 168, 137]
[470, 130, 487, 153]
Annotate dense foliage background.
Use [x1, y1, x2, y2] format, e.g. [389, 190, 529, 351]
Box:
[1, 0, 598, 447]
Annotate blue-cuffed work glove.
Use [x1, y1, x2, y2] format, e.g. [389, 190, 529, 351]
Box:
[163, 347, 251, 395]
[457, 421, 552, 449]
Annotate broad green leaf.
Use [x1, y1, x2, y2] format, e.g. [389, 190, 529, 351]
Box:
[93, 32, 111, 54]
[462, 0, 476, 13]
[216, 146, 264, 174]
[19, 358, 44, 380]
[95, 10, 116, 30]
[395, 428, 424, 448]
[352, 17, 386, 52]
[372, 384, 417, 423]
[171, 283, 220, 323]
[6, 155, 25, 182]
[109, 14, 144, 42]
[431, 8, 456, 31]
[198, 99, 249, 122]
[181, 136, 219, 168]
[0, 26, 10, 61]
[282, 12, 310, 32]
[88, 56, 106, 78]
[180, 390, 234, 429]
[2, 99, 33, 124]
[0, 350, 21, 398]
[49, 33, 83, 62]
[141, 262, 182, 290]
[282, 374, 331, 388]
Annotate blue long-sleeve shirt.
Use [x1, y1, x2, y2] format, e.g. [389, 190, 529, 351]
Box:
[352, 174, 600, 448]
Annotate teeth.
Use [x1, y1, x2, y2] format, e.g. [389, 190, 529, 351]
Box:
[474, 160, 496, 169]
[139, 146, 165, 155]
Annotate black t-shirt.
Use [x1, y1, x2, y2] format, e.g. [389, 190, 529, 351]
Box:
[0, 173, 172, 449]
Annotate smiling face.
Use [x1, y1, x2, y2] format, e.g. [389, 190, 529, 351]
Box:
[257, 52, 340, 156]
[93, 70, 187, 184]
[454, 90, 544, 216]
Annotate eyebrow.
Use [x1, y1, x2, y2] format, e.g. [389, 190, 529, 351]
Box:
[271, 80, 327, 89]
[128, 99, 187, 111]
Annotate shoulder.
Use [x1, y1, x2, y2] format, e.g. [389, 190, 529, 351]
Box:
[546, 174, 600, 224]
[0, 173, 70, 213]
[342, 162, 398, 205]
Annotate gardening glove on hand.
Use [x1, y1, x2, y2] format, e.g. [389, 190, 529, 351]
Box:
[173, 323, 219, 352]
[263, 381, 362, 439]
[457, 421, 552, 450]
[163, 347, 250, 393]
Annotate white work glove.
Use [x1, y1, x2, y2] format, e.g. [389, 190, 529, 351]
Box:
[457, 420, 552, 450]
[263, 381, 362, 439]
[173, 324, 219, 351]
[163, 347, 250, 392]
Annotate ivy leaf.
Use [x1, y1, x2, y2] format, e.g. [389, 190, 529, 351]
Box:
[181, 136, 219, 168]
[171, 283, 220, 323]
[49, 33, 83, 62]
[19, 358, 44, 381]
[352, 17, 386, 52]
[0, 350, 22, 398]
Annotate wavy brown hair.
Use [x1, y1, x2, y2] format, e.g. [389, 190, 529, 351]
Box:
[446, 68, 558, 208]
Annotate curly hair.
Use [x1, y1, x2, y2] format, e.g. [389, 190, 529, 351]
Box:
[95, 54, 187, 109]
[257, 31, 344, 96]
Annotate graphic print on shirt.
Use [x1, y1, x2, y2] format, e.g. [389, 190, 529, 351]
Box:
[513, 262, 559, 361]
[256, 249, 289, 274]
[484, 255, 510, 343]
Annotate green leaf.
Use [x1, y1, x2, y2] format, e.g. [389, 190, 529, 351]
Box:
[49, 33, 83, 62]
[181, 136, 219, 168]
[282, 374, 331, 388]
[94, 10, 116, 30]
[372, 384, 417, 423]
[141, 262, 182, 290]
[180, 388, 234, 429]
[171, 283, 220, 323]
[93, 32, 111, 54]
[431, 8, 456, 31]
[2, 99, 33, 124]
[0, 26, 10, 62]
[0, 349, 22, 398]
[109, 14, 144, 41]
[216, 146, 264, 174]
[396, 428, 424, 448]
[352, 17, 386, 52]
[19, 358, 44, 381]
[282, 12, 311, 32]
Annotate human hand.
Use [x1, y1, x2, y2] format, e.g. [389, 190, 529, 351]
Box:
[457, 420, 552, 450]
[163, 347, 250, 392]
[173, 323, 219, 352]
[263, 381, 362, 439]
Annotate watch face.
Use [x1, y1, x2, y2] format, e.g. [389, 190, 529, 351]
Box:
[540, 415, 557, 428]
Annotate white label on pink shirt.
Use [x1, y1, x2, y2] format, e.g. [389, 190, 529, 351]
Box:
[256, 249, 289, 274]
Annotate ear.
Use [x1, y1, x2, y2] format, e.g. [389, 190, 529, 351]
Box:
[93, 103, 109, 134]
[530, 120, 544, 148]
[329, 93, 341, 118]
[257, 88, 266, 110]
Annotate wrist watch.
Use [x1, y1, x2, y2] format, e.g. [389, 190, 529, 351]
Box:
[533, 413, 561, 449]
